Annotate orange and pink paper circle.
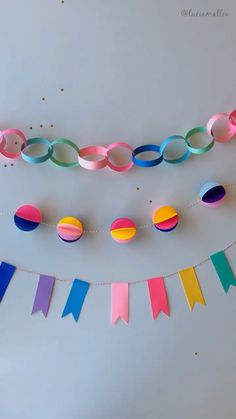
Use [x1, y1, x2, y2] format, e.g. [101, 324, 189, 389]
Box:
[57, 217, 84, 242]
[152, 206, 179, 232]
[110, 218, 137, 243]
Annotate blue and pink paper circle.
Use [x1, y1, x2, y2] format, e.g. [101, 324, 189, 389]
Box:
[199, 182, 226, 207]
[14, 205, 42, 231]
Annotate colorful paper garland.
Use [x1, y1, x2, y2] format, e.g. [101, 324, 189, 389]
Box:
[0, 109, 235, 322]
[0, 109, 235, 171]
[12, 181, 228, 239]
[0, 242, 235, 323]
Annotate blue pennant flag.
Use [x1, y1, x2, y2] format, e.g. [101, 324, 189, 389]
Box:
[62, 279, 90, 321]
[0, 262, 16, 302]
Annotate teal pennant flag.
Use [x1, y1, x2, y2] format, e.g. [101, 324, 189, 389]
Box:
[210, 251, 236, 293]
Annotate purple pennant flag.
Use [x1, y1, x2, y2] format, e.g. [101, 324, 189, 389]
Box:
[32, 275, 56, 317]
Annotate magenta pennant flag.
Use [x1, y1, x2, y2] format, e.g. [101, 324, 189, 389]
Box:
[32, 275, 56, 317]
[147, 277, 170, 319]
[111, 283, 129, 324]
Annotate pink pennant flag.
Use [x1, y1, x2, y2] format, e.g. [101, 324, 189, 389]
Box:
[111, 283, 129, 324]
[147, 277, 170, 319]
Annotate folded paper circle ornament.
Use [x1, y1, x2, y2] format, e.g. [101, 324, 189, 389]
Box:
[229, 109, 236, 127]
[110, 218, 137, 243]
[14, 205, 42, 231]
[199, 182, 226, 207]
[57, 217, 84, 242]
[152, 206, 179, 232]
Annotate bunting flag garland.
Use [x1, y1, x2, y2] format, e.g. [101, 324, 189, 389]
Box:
[178, 267, 206, 311]
[62, 279, 90, 321]
[32, 275, 56, 317]
[210, 251, 236, 293]
[111, 283, 129, 324]
[0, 243, 235, 323]
[147, 277, 170, 319]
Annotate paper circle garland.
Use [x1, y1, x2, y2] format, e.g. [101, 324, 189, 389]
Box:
[11, 180, 230, 241]
[199, 182, 226, 207]
[14, 205, 42, 231]
[152, 206, 179, 232]
[110, 218, 137, 243]
[57, 217, 84, 242]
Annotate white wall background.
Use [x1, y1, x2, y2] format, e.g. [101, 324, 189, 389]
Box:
[0, 0, 236, 418]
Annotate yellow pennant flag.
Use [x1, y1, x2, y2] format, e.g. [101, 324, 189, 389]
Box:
[178, 267, 206, 311]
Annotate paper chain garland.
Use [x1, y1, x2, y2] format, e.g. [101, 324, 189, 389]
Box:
[0, 110, 236, 171]
[0, 240, 235, 322]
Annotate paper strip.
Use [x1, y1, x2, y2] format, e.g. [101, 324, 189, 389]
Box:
[147, 277, 170, 319]
[62, 279, 90, 321]
[0, 262, 16, 302]
[179, 267, 206, 311]
[32, 275, 56, 317]
[210, 251, 236, 293]
[111, 283, 129, 324]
